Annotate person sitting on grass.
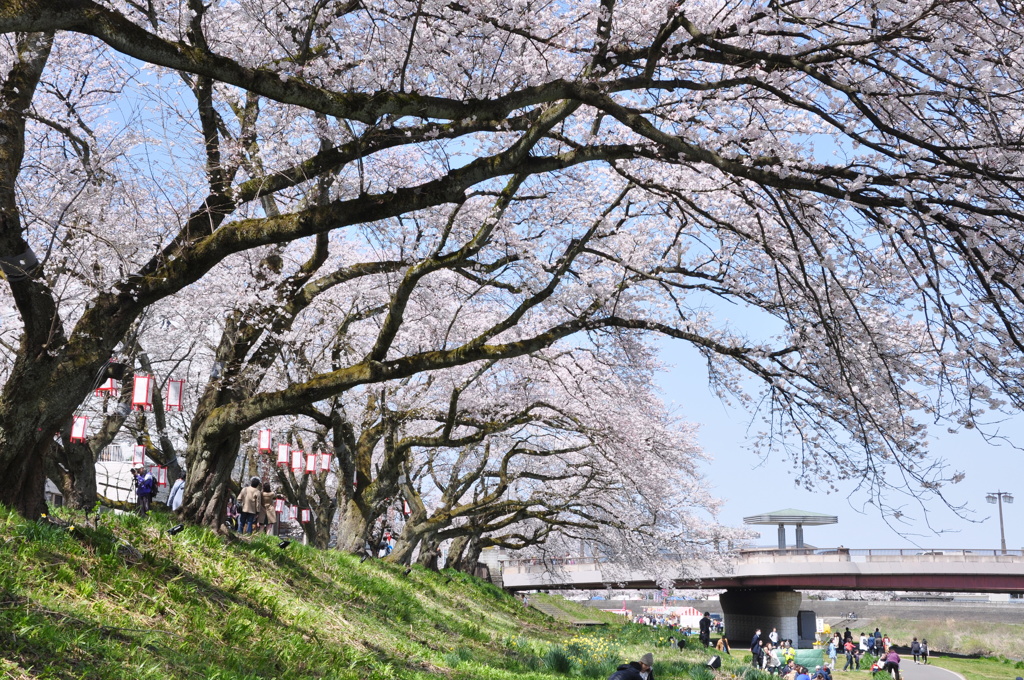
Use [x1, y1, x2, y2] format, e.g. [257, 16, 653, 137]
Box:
[608, 652, 654, 680]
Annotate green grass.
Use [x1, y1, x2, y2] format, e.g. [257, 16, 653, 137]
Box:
[0, 506, 748, 679]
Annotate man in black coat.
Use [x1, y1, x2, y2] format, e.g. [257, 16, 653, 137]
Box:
[699, 612, 712, 647]
[607, 652, 654, 680]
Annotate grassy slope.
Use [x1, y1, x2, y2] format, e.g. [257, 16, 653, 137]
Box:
[0, 507, 738, 680]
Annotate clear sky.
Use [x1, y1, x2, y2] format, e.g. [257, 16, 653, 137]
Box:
[655, 338, 1022, 554]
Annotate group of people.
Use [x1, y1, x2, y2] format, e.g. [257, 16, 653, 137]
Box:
[235, 477, 286, 535]
[832, 626, 927, 677]
[131, 464, 287, 537]
[751, 628, 807, 676]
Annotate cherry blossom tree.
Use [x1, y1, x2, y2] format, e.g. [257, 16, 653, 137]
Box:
[1, 0, 1023, 530]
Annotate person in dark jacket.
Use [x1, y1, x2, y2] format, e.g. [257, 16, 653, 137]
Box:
[699, 612, 712, 647]
[607, 652, 653, 680]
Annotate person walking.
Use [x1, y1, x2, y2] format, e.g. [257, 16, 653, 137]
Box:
[132, 464, 156, 516]
[236, 477, 263, 535]
[843, 639, 859, 671]
[910, 638, 921, 664]
[920, 640, 929, 664]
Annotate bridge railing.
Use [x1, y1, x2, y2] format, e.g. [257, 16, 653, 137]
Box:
[499, 548, 1024, 575]
[738, 548, 1024, 560]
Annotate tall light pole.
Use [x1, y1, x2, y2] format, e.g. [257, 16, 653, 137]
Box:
[986, 491, 1014, 554]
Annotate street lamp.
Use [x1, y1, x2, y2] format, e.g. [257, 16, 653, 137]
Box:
[986, 491, 1014, 554]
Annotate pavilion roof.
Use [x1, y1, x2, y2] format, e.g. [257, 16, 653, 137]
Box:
[742, 508, 838, 525]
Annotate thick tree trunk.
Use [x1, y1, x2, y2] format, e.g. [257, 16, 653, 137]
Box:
[180, 429, 240, 529]
[46, 440, 98, 510]
[334, 496, 372, 552]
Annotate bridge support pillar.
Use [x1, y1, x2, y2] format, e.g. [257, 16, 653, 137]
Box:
[720, 588, 801, 650]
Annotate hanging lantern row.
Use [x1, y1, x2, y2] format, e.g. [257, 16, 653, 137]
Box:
[259, 430, 332, 474]
[92, 373, 187, 411]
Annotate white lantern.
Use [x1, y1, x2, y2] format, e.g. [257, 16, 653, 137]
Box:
[319, 451, 332, 472]
[276, 443, 289, 467]
[305, 451, 316, 474]
[291, 449, 303, 472]
[131, 375, 153, 411]
[70, 416, 88, 443]
[132, 444, 146, 466]
[165, 379, 185, 411]
[258, 429, 272, 453]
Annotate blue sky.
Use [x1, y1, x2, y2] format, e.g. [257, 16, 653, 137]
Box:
[655, 338, 1022, 553]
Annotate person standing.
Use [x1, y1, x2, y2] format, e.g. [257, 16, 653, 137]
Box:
[236, 477, 262, 535]
[260, 482, 282, 535]
[828, 636, 838, 667]
[751, 630, 763, 668]
[769, 627, 780, 647]
[699, 612, 713, 647]
[167, 473, 185, 512]
[843, 639, 856, 671]
[132, 464, 156, 516]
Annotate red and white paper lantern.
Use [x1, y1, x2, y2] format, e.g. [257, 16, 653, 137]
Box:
[288, 505, 298, 521]
[300, 508, 311, 524]
[319, 451, 332, 472]
[258, 429, 272, 453]
[70, 416, 88, 443]
[274, 498, 285, 514]
[95, 377, 118, 397]
[290, 449, 303, 473]
[165, 379, 185, 411]
[156, 466, 168, 486]
[305, 451, 317, 474]
[132, 444, 146, 466]
[276, 443, 289, 467]
[131, 375, 154, 411]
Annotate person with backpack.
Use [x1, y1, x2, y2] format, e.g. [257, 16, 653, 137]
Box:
[910, 638, 921, 664]
[920, 640, 929, 664]
[132, 464, 156, 516]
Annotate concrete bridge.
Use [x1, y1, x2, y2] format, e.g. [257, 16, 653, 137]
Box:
[498, 548, 1024, 647]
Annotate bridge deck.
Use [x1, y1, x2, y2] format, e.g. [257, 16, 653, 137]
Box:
[498, 549, 1024, 593]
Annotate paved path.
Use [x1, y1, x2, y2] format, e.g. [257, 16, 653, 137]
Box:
[894, 662, 965, 680]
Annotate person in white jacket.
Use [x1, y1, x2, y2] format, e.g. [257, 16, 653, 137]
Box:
[167, 473, 185, 511]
